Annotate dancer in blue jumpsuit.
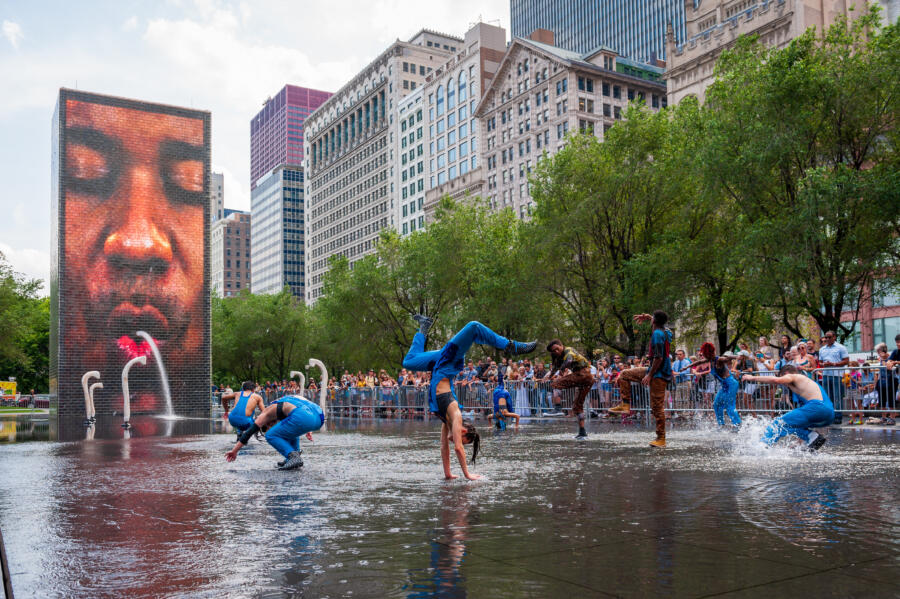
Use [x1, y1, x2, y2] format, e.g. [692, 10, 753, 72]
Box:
[402, 315, 535, 480]
[693, 343, 742, 428]
[743, 364, 833, 450]
[225, 395, 324, 470]
[220, 382, 267, 440]
[488, 369, 520, 430]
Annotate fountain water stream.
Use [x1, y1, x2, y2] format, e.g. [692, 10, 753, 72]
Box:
[80, 371, 100, 424]
[121, 355, 147, 428]
[135, 330, 174, 417]
[289, 370, 306, 392]
[306, 358, 328, 429]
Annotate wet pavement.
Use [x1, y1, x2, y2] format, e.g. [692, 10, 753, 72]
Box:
[0, 417, 897, 598]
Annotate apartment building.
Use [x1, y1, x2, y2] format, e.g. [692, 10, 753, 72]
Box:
[475, 32, 667, 218]
[209, 172, 224, 223]
[211, 210, 251, 297]
[304, 29, 462, 302]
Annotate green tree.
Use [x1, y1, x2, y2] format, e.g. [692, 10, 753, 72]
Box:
[0, 252, 49, 392]
[703, 11, 900, 340]
[528, 107, 681, 357]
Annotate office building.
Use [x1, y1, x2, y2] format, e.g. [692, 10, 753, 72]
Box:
[418, 22, 507, 225]
[250, 85, 332, 189]
[665, 0, 885, 104]
[510, 0, 686, 63]
[211, 210, 251, 297]
[304, 29, 461, 302]
[251, 165, 306, 297]
[475, 31, 666, 219]
[210, 172, 224, 222]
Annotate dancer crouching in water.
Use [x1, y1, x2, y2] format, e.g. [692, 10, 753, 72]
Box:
[403, 315, 536, 480]
[488, 369, 520, 430]
[220, 381, 267, 440]
[743, 364, 833, 450]
[224, 395, 324, 470]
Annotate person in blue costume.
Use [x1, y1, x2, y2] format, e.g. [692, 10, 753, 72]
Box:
[691, 343, 742, 429]
[743, 364, 833, 450]
[487, 369, 520, 430]
[220, 381, 267, 439]
[224, 395, 323, 470]
[402, 315, 536, 480]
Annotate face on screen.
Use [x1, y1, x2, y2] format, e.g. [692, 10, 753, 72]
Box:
[63, 98, 206, 413]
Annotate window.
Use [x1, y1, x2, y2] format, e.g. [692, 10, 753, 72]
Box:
[613, 85, 621, 99]
[448, 112, 456, 127]
[577, 76, 594, 92]
[874, 317, 900, 348]
[460, 141, 468, 157]
[447, 79, 456, 110]
[460, 160, 468, 175]
[437, 85, 445, 116]
[403, 62, 409, 72]
[448, 148, 456, 162]
[437, 153, 446, 168]
[449, 165, 457, 178]
[614, 106, 621, 119]
[459, 71, 467, 102]
[603, 82, 610, 96]
[628, 88, 635, 101]
[448, 130, 456, 144]
[459, 122, 468, 138]
[873, 279, 900, 307]
[603, 103, 611, 117]
[652, 94, 659, 108]
[402, 222, 408, 235]
[437, 136, 446, 151]
[437, 119, 445, 134]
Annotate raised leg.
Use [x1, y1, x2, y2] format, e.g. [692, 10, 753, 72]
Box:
[402, 332, 441, 371]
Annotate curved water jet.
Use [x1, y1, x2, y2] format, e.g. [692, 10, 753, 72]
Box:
[81, 371, 100, 425]
[306, 359, 328, 429]
[135, 330, 173, 417]
[121, 355, 147, 428]
[88, 382, 103, 423]
[289, 370, 306, 397]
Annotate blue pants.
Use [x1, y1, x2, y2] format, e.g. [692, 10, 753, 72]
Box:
[713, 384, 741, 427]
[762, 400, 835, 445]
[266, 400, 324, 458]
[403, 321, 510, 413]
[228, 412, 253, 432]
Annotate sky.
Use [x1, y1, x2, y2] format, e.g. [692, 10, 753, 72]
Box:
[0, 0, 509, 291]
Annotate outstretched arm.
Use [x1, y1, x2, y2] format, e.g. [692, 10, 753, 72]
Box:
[743, 374, 794, 385]
[441, 422, 455, 480]
[225, 405, 278, 461]
[220, 392, 237, 413]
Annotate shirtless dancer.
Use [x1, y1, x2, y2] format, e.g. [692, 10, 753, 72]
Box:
[402, 316, 535, 480]
[743, 364, 833, 450]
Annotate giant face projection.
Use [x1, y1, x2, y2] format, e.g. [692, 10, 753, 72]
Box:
[53, 90, 210, 417]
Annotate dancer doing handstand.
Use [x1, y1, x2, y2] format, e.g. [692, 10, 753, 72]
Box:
[403, 316, 535, 480]
[743, 364, 832, 450]
[224, 395, 323, 470]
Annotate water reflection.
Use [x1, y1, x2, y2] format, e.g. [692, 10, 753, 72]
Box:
[0, 422, 896, 598]
[406, 487, 472, 598]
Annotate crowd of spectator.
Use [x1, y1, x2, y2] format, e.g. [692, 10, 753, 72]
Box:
[213, 333, 900, 425]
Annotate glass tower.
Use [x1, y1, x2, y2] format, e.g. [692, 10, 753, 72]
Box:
[250, 166, 306, 297]
[510, 0, 686, 63]
[250, 85, 331, 189]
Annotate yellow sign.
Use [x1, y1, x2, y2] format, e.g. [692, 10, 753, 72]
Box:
[0, 381, 16, 395]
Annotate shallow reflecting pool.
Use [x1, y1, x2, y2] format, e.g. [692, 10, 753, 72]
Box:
[0, 418, 897, 598]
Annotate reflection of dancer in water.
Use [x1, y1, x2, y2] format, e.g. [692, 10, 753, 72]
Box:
[487, 369, 520, 430]
[690, 344, 742, 429]
[224, 396, 323, 470]
[403, 316, 536, 480]
[547, 340, 594, 440]
[220, 381, 267, 439]
[743, 364, 833, 450]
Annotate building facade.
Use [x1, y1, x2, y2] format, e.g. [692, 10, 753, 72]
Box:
[510, 0, 687, 63]
[304, 29, 462, 302]
[211, 210, 251, 297]
[475, 34, 667, 219]
[395, 87, 428, 235]
[250, 85, 332, 189]
[251, 166, 306, 297]
[418, 22, 507, 225]
[664, 0, 889, 105]
[210, 172, 224, 222]
[843, 278, 900, 353]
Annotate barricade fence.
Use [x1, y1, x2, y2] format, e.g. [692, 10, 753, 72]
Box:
[214, 365, 898, 422]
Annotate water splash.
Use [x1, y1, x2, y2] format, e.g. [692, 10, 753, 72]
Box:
[136, 330, 174, 417]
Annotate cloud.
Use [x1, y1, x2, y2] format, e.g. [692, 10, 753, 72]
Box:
[2, 20, 23, 49]
[123, 16, 138, 32]
[0, 243, 50, 293]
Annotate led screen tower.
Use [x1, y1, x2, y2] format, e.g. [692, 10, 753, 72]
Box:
[51, 89, 211, 420]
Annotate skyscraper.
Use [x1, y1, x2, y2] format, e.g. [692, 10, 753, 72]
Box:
[211, 210, 251, 297]
[304, 29, 462, 302]
[209, 172, 224, 222]
[510, 0, 686, 63]
[251, 165, 306, 297]
[250, 85, 332, 189]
